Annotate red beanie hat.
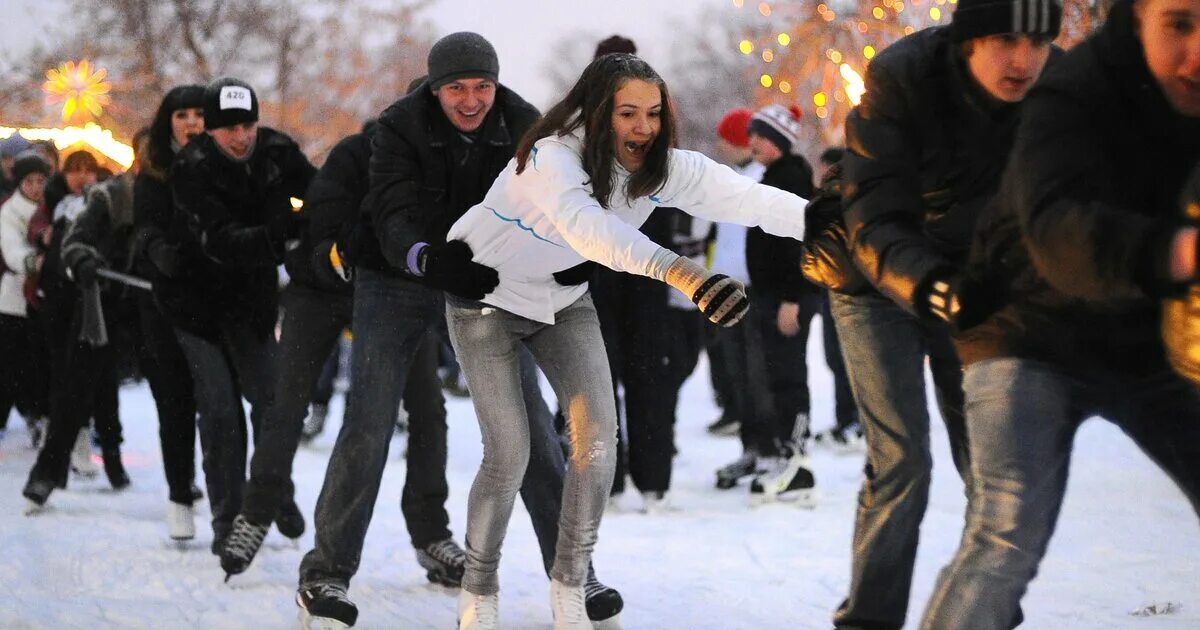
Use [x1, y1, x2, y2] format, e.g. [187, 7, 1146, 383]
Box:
[717, 108, 753, 148]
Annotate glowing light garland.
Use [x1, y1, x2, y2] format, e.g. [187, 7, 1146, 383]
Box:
[0, 124, 134, 170]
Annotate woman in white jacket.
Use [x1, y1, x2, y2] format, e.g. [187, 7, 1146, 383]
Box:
[0, 152, 52, 445]
[444, 53, 809, 629]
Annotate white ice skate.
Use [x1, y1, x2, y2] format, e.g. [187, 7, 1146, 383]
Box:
[70, 428, 100, 477]
[167, 501, 196, 540]
[457, 587, 499, 629]
[750, 446, 816, 508]
[550, 578, 590, 630]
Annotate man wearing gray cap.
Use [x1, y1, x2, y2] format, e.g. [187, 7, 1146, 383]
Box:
[294, 32, 622, 629]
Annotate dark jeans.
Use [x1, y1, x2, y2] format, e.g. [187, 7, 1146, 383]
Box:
[829, 290, 970, 630]
[311, 337, 342, 407]
[921, 358, 1200, 630]
[299, 269, 567, 588]
[28, 296, 122, 489]
[0, 313, 47, 429]
[175, 321, 275, 537]
[821, 293, 859, 431]
[242, 282, 353, 524]
[594, 270, 700, 494]
[137, 295, 198, 505]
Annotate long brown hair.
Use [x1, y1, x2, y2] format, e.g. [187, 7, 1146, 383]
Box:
[515, 53, 676, 209]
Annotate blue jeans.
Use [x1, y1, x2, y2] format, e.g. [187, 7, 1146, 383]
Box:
[447, 293, 618, 595]
[922, 358, 1200, 630]
[829, 290, 970, 630]
[299, 270, 568, 588]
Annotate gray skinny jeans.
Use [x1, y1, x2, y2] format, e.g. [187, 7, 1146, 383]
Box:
[446, 292, 618, 595]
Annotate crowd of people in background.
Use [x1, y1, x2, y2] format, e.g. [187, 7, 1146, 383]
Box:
[3, 0, 1200, 628]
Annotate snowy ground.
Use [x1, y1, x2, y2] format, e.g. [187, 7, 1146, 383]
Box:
[1, 321, 1198, 629]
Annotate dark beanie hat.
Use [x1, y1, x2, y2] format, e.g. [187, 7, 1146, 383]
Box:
[164, 84, 205, 113]
[12, 151, 52, 185]
[748, 104, 804, 155]
[427, 32, 499, 90]
[951, 0, 1063, 42]
[594, 35, 637, 59]
[203, 77, 259, 130]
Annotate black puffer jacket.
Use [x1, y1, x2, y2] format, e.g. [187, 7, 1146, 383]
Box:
[746, 154, 815, 301]
[842, 25, 1023, 314]
[364, 82, 540, 274]
[61, 172, 138, 276]
[164, 127, 316, 339]
[957, 0, 1200, 375]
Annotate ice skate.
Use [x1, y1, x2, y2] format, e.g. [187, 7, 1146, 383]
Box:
[551, 578, 590, 630]
[70, 428, 100, 477]
[416, 538, 466, 587]
[297, 582, 357, 629]
[750, 444, 816, 508]
[300, 403, 328, 444]
[584, 568, 623, 628]
[221, 514, 270, 580]
[167, 501, 196, 541]
[457, 588, 499, 629]
[715, 450, 760, 489]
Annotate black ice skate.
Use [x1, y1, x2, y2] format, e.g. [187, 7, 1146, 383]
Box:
[102, 446, 130, 490]
[749, 445, 816, 508]
[585, 567, 624, 628]
[275, 499, 306, 539]
[297, 581, 358, 629]
[221, 514, 269, 581]
[715, 451, 759, 489]
[416, 538, 465, 587]
[705, 414, 741, 437]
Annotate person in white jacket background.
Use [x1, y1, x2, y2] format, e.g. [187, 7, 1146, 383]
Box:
[443, 53, 809, 630]
[0, 152, 52, 447]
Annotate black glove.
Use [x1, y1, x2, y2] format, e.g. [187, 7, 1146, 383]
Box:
[916, 267, 1009, 332]
[73, 256, 102, 287]
[552, 261, 597, 286]
[419, 240, 499, 300]
[266, 210, 306, 260]
[311, 239, 352, 286]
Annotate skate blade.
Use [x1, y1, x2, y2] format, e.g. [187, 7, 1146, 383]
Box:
[296, 607, 350, 630]
[750, 489, 816, 509]
[592, 612, 623, 630]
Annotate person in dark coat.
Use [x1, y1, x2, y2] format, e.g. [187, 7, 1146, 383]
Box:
[830, 1, 1059, 628]
[130, 85, 206, 540]
[923, 1, 1200, 627]
[220, 119, 461, 587]
[166, 77, 316, 553]
[294, 33, 622, 628]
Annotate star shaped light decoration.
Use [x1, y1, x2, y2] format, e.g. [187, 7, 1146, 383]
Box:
[43, 59, 112, 123]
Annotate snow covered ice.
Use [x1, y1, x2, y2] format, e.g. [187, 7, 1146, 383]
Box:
[1, 322, 1198, 628]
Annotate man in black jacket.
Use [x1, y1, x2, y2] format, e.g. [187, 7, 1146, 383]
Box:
[295, 33, 622, 628]
[713, 104, 819, 505]
[923, 1, 1200, 627]
[168, 77, 316, 553]
[221, 120, 467, 589]
[831, 2, 1058, 628]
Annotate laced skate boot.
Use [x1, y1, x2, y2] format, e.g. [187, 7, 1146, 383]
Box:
[276, 499, 306, 539]
[102, 446, 130, 489]
[70, 428, 100, 477]
[584, 567, 624, 628]
[167, 501, 196, 540]
[813, 424, 866, 454]
[640, 491, 674, 515]
[297, 581, 358, 629]
[457, 588, 499, 630]
[300, 403, 328, 444]
[705, 414, 740, 437]
[550, 578, 590, 630]
[750, 444, 816, 508]
[715, 450, 759, 489]
[417, 538, 466, 587]
[221, 514, 270, 580]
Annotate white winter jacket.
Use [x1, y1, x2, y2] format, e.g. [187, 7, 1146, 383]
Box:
[0, 192, 38, 317]
[446, 129, 808, 324]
